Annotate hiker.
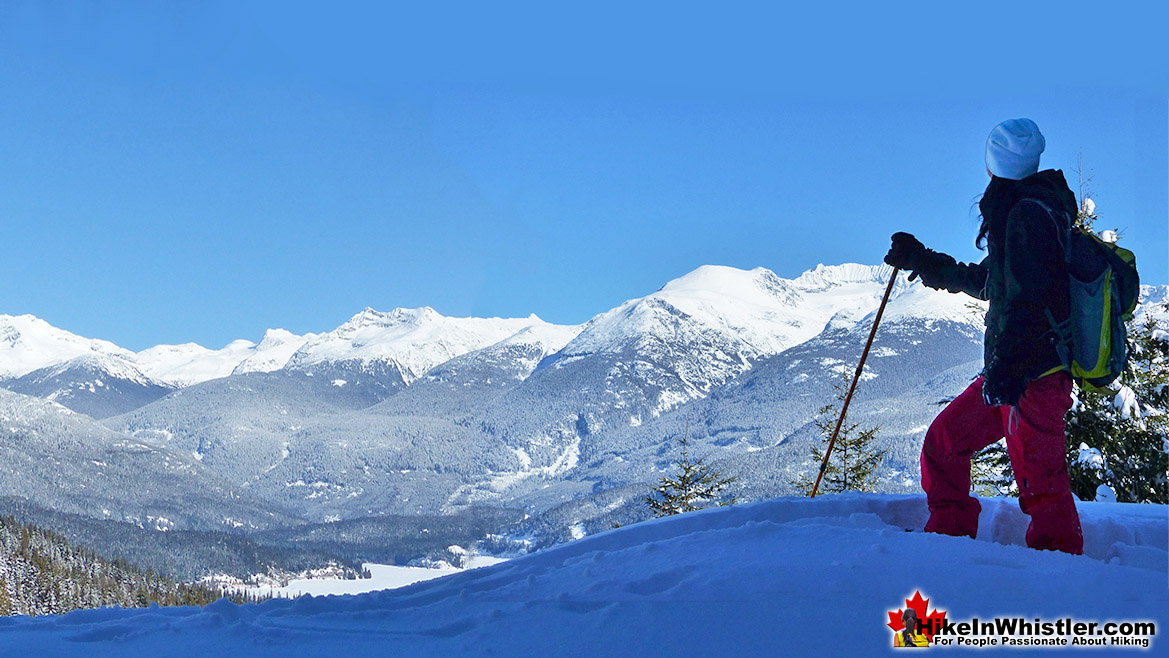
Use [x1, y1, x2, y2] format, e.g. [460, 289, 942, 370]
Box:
[894, 608, 929, 647]
[883, 118, 1083, 555]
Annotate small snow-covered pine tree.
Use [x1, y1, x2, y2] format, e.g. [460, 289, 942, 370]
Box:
[1066, 305, 1169, 503]
[645, 417, 738, 517]
[794, 373, 888, 495]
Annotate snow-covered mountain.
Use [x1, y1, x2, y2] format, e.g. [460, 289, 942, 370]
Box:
[285, 307, 562, 386]
[2, 353, 174, 419]
[232, 328, 317, 375]
[548, 264, 894, 396]
[0, 309, 570, 417]
[482, 268, 988, 520]
[5, 267, 1158, 423]
[3, 264, 1167, 541]
[0, 387, 290, 530]
[136, 332, 315, 387]
[515, 263, 979, 449]
[0, 314, 133, 379]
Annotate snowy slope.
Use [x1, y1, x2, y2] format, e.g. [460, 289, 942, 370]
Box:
[417, 321, 582, 388]
[1, 308, 567, 398]
[464, 266, 985, 514]
[2, 353, 174, 419]
[9, 353, 159, 390]
[232, 329, 316, 375]
[0, 388, 288, 531]
[492, 271, 988, 519]
[0, 315, 315, 390]
[366, 321, 582, 417]
[1, 494, 1163, 656]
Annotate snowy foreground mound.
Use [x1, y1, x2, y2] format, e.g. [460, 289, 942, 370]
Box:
[2, 495, 1165, 657]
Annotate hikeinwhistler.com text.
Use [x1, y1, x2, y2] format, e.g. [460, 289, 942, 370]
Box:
[922, 617, 1156, 649]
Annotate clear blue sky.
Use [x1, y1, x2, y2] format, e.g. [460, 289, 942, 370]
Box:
[1, 2, 1165, 351]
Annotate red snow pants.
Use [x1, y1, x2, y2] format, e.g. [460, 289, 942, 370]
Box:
[920, 372, 1083, 554]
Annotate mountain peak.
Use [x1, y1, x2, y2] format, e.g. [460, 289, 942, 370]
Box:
[660, 264, 772, 293]
[791, 263, 892, 292]
[259, 328, 303, 344]
[342, 307, 441, 331]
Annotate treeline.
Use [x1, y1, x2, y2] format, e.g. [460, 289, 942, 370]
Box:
[0, 515, 266, 616]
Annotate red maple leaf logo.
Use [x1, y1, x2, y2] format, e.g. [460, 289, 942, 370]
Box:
[887, 590, 947, 642]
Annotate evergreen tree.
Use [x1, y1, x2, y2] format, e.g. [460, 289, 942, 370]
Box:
[1066, 305, 1169, 503]
[645, 417, 738, 517]
[794, 372, 888, 494]
[971, 439, 1016, 497]
[0, 578, 12, 616]
[0, 515, 268, 616]
[1061, 187, 1168, 503]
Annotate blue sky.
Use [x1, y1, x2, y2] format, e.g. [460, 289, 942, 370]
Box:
[1, 2, 1165, 350]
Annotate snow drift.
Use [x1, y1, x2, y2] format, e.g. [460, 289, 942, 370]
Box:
[1, 494, 1164, 656]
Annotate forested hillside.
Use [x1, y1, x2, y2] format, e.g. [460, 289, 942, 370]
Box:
[0, 516, 263, 616]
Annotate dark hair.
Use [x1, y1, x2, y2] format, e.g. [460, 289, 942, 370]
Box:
[902, 608, 919, 643]
[976, 216, 991, 250]
[971, 192, 988, 250]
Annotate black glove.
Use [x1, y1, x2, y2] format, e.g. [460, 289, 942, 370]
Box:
[885, 232, 934, 283]
[884, 232, 926, 271]
[885, 233, 962, 288]
[982, 355, 1027, 407]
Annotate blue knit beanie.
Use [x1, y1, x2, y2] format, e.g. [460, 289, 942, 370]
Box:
[985, 118, 1045, 180]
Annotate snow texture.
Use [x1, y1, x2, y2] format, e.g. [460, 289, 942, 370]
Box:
[0, 494, 1163, 657]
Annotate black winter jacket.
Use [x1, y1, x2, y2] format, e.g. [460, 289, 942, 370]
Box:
[916, 169, 1076, 390]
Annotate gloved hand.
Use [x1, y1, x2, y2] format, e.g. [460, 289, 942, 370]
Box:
[884, 232, 927, 280]
[982, 355, 1027, 407]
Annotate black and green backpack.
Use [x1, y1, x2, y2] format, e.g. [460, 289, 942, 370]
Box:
[1035, 199, 1140, 391]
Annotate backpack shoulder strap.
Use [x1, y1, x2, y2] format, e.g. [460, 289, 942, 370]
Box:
[1016, 197, 1072, 263]
[1019, 198, 1075, 369]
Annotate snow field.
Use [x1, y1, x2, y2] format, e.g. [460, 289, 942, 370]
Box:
[244, 556, 509, 599]
[0, 493, 1164, 657]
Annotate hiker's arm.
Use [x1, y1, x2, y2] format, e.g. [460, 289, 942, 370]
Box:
[884, 233, 988, 299]
[915, 251, 989, 300]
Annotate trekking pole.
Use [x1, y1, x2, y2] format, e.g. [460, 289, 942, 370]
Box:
[810, 266, 900, 498]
